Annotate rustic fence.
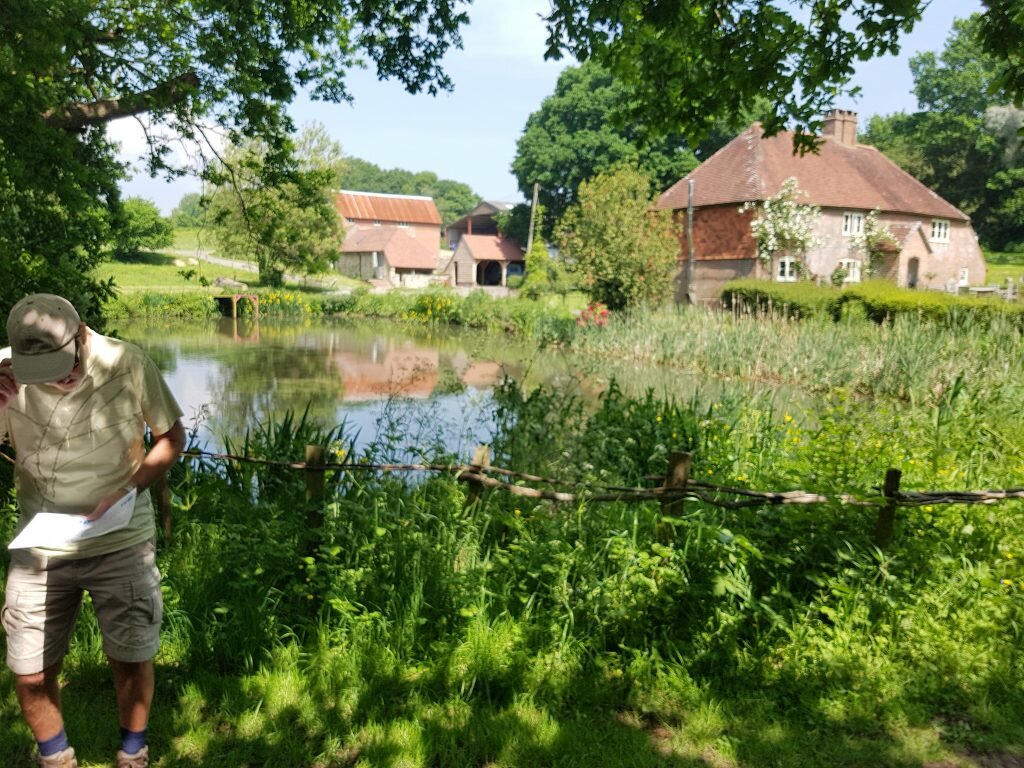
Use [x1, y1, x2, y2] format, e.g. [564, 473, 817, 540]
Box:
[171, 446, 1024, 548]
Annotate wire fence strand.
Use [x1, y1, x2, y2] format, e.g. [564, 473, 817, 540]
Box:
[177, 448, 1024, 510]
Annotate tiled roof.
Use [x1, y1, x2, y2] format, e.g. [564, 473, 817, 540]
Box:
[342, 227, 438, 270]
[336, 190, 442, 225]
[460, 234, 524, 262]
[657, 123, 968, 221]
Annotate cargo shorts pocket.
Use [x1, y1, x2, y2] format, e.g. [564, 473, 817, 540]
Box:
[92, 559, 164, 661]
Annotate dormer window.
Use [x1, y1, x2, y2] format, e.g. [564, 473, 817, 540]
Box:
[930, 219, 950, 243]
[842, 212, 864, 236]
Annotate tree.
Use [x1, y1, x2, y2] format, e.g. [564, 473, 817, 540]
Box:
[1, 1, 469, 321]
[170, 193, 208, 228]
[513, 61, 699, 228]
[862, 15, 1024, 249]
[114, 197, 174, 257]
[541, 1, 1024, 149]
[555, 164, 679, 310]
[208, 128, 342, 284]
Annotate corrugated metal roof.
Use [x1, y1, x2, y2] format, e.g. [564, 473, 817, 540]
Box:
[342, 226, 438, 270]
[336, 190, 442, 225]
[657, 123, 968, 221]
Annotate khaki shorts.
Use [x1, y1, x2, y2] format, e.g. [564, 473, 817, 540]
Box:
[2, 540, 163, 675]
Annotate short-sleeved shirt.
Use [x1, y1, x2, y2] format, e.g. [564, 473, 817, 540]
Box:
[0, 329, 183, 558]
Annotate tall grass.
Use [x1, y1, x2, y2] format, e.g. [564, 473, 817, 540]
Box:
[569, 304, 1024, 405]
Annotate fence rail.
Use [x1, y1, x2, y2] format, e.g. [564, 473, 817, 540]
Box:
[177, 447, 1024, 548]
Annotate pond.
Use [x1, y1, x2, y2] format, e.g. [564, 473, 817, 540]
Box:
[122, 317, 788, 460]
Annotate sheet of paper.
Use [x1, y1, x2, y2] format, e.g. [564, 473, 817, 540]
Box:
[8, 488, 137, 549]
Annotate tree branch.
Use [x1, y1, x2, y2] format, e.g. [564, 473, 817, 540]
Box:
[43, 72, 200, 131]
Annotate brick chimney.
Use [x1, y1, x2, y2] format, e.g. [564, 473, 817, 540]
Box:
[822, 110, 858, 146]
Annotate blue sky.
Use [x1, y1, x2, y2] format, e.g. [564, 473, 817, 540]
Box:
[115, 0, 982, 214]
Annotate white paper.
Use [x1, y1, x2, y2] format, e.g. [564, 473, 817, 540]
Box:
[8, 488, 137, 549]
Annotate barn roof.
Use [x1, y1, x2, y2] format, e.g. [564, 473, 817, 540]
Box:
[341, 227, 438, 270]
[459, 234, 524, 262]
[336, 190, 442, 226]
[657, 123, 968, 221]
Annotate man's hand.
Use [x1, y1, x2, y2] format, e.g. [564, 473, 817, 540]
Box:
[0, 359, 18, 411]
[87, 486, 134, 522]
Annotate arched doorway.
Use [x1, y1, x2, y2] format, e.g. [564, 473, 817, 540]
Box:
[907, 257, 920, 289]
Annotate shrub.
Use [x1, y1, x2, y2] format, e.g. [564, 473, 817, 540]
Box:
[721, 279, 838, 319]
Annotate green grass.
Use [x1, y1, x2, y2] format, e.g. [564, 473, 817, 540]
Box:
[172, 226, 217, 252]
[984, 249, 1024, 285]
[94, 251, 251, 292]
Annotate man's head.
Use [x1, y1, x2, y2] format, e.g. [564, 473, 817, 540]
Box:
[6, 294, 83, 385]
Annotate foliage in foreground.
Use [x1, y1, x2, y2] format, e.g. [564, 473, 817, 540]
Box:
[2, 368, 1021, 766]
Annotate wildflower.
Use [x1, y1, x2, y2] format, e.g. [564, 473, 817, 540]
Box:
[514, 508, 521, 517]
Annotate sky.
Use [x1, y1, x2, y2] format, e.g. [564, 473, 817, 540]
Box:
[113, 0, 983, 215]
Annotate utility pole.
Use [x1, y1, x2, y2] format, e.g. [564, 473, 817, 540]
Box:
[686, 179, 696, 304]
[525, 182, 539, 256]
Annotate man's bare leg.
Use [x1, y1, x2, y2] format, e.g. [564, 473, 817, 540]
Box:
[15, 662, 65, 741]
[109, 658, 154, 732]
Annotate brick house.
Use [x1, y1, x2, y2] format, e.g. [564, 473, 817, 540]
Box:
[335, 190, 442, 288]
[656, 111, 986, 303]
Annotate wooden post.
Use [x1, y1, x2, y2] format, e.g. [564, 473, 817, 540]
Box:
[874, 468, 902, 547]
[464, 444, 491, 510]
[658, 451, 692, 542]
[305, 445, 326, 528]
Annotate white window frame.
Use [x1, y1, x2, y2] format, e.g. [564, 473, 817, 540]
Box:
[776, 256, 798, 282]
[931, 219, 950, 243]
[958, 267, 969, 287]
[837, 258, 862, 284]
[842, 211, 864, 237]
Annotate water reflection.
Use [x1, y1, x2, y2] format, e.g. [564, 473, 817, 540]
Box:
[123, 318, 801, 458]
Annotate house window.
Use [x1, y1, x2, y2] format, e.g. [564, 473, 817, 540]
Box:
[842, 211, 864, 236]
[777, 256, 798, 282]
[371, 251, 379, 269]
[931, 219, 950, 242]
[397, 221, 410, 228]
[958, 267, 969, 287]
[372, 219, 381, 227]
[837, 258, 862, 283]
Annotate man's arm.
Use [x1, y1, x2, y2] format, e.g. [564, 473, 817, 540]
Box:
[87, 420, 186, 521]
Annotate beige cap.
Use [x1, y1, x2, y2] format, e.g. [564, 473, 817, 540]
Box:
[6, 294, 81, 384]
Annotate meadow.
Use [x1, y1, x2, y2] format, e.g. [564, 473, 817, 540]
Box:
[2, 303, 1022, 767]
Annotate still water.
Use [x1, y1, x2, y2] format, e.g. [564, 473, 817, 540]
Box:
[121, 317, 778, 460]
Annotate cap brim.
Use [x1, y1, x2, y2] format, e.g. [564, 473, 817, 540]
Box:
[11, 347, 75, 384]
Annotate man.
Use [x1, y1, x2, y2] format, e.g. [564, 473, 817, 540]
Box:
[0, 294, 185, 768]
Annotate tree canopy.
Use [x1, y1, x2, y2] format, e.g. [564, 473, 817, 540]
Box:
[862, 15, 1024, 250]
[512, 61, 700, 228]
[555, 164, 680, 310]
[0, 0, 469, 323]
[541, 1, 1024, 149]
